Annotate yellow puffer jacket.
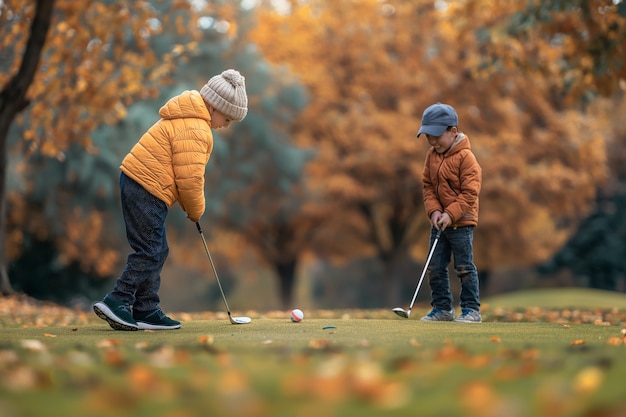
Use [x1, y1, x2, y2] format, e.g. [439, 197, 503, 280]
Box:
[120, 90, 213, 222]
[422, 134, 481, 227]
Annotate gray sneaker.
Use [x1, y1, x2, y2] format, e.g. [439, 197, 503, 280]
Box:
[93, 295, 139, 331]
[454, 308, 482, 323]
[420, 308, 455, 321]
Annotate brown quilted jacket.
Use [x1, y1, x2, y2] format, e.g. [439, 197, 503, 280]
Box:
[120, 90, 213, 222]
[422, 134, 482, 227]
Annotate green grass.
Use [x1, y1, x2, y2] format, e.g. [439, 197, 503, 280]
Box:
[484, 287, 626, 310]
[1, 288, 625, 417]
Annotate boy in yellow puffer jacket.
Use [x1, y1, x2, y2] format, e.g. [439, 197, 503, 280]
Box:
[416, 103, 483, 323]
[94, 69, 248, 331]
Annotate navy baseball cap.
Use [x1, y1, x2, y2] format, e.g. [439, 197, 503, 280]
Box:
[417, 103, 458, 137]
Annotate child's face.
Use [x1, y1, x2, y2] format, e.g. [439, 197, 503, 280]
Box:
[211, 109, 233, 129]
[426, 127, 456, 153]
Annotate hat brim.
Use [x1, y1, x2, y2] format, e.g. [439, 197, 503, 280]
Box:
[417, 125, 448, 138]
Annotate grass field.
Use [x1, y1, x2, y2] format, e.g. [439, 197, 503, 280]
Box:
[1, 288, 625, 417]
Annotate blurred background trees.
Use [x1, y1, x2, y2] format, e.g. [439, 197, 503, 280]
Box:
[2, 0, 625, 310]
[251, 0, 616, 303]
[1, 0, 211, 299]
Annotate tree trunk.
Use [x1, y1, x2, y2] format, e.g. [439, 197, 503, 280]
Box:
[275, 259, 297, 310]
[0, 0, 56, 295]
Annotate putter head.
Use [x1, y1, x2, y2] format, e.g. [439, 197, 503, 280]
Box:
[392, 307, 410, 318]
[228, 313, 251, 324]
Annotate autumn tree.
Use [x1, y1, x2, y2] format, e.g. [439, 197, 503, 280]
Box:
[1, 0, 212, 295]
[454, 0, 626, 103]
[252, 0, 610, 305]
[455, 0, 626, 291]
[6, 1, 318, 309]
[539, 93, 626, 290]
[0, 0, 55, 294]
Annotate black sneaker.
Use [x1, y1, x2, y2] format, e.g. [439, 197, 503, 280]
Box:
[133, 309, 181, 330]
[93, 295, 138, 331]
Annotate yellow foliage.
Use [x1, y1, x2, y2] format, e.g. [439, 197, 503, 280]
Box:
[2, 0, 230, 273]
[250, 0, 612, 270]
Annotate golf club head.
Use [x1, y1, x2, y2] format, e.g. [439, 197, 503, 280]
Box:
[228, 314, 251, 324]
[392, 307, 410, 318]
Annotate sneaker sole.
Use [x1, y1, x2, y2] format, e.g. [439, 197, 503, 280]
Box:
[136, 321, 181, 330]
[420, 317, 454, 322]
[93, 303, 139, 331]
[453, 319, 482, 323]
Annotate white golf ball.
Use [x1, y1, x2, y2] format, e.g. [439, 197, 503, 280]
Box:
[290, 308, 304, 322]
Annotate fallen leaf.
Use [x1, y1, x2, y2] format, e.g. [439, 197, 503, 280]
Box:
[309, 339, 330, 350]
[20, 339, 47, 352]
[97, 339, 122, 349]
[435, 344, 468, 362]
[490, 336, 502, 343]
[127, 364, 158, 389]
[43, 333, 56, 338]
[573, 367, 603, 394]
[606, 337, 622, 346]
[460, 381, 497, 415]
[570, 339, 586, 345]
[134, 341, 149, 350]
[521, 348, 540, 360]
[103, 349, 125, 368]
[198, 335, 215, 345]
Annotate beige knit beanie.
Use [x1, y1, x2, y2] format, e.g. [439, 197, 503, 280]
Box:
[200, 69, 248, 122]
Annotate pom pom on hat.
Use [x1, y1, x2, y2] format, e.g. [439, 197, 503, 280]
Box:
[200, 69, 248, 122]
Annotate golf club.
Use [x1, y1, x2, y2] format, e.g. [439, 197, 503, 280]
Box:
[392, 228, 442, 319]
[196, 222, 251, 325]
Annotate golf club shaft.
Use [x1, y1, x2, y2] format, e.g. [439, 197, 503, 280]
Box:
[407, 228, 442, 311]
[196, 222, 232, 314]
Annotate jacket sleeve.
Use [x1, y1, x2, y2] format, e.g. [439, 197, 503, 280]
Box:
[422, 151, 443, 218]
[171, 129, 213, 222]
[444, 152, 481, 224]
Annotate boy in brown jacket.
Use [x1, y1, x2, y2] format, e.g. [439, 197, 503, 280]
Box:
[94, 69, 248, 331]
[417, 103, 483, 323]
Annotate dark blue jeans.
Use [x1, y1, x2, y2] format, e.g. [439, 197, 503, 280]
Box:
[108, 172, 169, 312]
[427, 226, 480, 312]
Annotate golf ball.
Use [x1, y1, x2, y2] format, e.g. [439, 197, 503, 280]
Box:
[290, 308, 304, 322]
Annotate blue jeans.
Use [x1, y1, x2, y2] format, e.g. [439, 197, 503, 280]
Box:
[108, 173, 169, 312]
[427, 226, 480, 312]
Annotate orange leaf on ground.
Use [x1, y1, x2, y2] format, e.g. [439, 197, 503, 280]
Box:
[606, 337, 622, 346]
[198, 335, 215, 345]
[309, 339, 330, 350]
[573, 367, 604, 394]
[460, 381, 498, 416]
[103, 350, 126, 368]
[97, 339, 122, 348]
